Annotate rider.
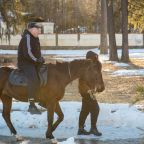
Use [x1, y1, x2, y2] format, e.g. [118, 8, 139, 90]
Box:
[78, 51, 102, 136]
[17, 21, 45, 114]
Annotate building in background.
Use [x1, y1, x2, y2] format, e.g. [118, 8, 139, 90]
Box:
[40, 22, 54, 34]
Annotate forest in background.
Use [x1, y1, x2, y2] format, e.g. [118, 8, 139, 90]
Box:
[0, 0, 144, 62]
[0, 0, 144, 33]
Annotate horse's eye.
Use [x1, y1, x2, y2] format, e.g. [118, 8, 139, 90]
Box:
[93, 65, 98, 70]
[94, 65, 97, 68]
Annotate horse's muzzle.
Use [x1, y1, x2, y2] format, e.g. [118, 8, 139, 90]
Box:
[88, 85, 105, 94]
[96, 85, 105, 92]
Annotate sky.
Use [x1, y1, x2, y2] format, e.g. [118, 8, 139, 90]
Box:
[0, 48, 144, 144]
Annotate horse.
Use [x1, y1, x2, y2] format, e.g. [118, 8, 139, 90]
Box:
[0, 59, 104, 139]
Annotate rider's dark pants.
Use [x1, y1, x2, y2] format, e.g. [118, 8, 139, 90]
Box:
[18, 62, 40, 101]
[79, 93, 100, 129]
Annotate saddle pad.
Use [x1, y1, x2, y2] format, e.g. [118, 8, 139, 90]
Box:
[9, 65, 48, 87]
[9, 69, 27, 86]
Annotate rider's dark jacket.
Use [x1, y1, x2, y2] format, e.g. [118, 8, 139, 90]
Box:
[17, 29, 41, 66]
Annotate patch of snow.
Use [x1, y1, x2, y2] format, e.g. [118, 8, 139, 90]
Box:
[113, 62, 130, 67]
[112, 69, 144, 76]
[59, 137, 75, 144]
[0, 102, 144, 141]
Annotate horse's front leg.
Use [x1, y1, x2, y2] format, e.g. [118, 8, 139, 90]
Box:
[1, 94, 17, 135]
[52, 102, 64, 132]
[46, 101, 56, 139]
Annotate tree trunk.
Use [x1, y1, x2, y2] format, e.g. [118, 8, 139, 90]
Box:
[107, 0, 118, 61]
[100, 0, 108, 54]
[121, 0, 129, 62]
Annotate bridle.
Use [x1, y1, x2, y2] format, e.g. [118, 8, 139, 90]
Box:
[68, 62, 72, 80]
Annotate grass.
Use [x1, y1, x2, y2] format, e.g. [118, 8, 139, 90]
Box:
[132, 85, 144, 104]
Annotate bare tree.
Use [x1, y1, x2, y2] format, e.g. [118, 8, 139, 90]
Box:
[100, 0, 108, 54]
[107, 0, 118, 61]
[121, 0, 129, 62]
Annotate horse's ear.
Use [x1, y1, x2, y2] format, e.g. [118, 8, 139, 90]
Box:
[96, 54, 98, 59]
[94, 55, 98, 61]
[90, 55, 98, 62]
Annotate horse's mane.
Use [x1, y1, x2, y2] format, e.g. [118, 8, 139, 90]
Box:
[45, 59, 86, 74]
[46, 59, 85, 67]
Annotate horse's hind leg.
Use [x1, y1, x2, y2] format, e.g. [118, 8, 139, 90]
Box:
[46, 101, 56, 139]
[1, 94, 17, 135]
[52, 102, 64, 132]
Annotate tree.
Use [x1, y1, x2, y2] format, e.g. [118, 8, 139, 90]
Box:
[100, 0, 108, 54]
[128, 0, 144, 32]
[107, 0, 118, 61]
[121, 0, 129, 62]
[0, 0, 28, 34]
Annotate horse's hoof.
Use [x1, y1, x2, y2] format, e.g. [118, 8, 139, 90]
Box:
[51, 138, 58, 144]
[11, 134, 24, 141]
[11, 130, 17, 135]
[46, 134, 54, 139]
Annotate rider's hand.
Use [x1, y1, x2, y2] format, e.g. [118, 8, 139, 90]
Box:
[37, 57, 45, 64]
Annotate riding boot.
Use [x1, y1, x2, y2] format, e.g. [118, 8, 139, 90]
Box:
[77, 127, 90, 135]
[89, 127, 102, 136]
[28, 101, 41, 115]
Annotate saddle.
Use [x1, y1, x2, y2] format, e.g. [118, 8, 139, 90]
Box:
[9, 65, 48, 87]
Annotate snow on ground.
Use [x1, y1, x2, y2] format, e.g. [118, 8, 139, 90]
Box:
[112, 69, 144, 76]
[111, 60, 144, 76]
[1, 48, 144, 60]
[0, 102, 144, 142]
[112, 62, 130, 67]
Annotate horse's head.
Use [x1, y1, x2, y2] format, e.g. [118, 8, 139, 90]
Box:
[80, 57, 105, 94]
[69, 59, 93, 78]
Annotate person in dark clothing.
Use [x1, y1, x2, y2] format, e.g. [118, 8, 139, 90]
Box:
[78, 51, 102, 136]
[17, 22, 45, 114]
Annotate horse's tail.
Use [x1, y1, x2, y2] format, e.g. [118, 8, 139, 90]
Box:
[0, 66, 13, 99]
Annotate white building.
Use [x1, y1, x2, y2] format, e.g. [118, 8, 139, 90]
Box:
[40, 22, 54, 34]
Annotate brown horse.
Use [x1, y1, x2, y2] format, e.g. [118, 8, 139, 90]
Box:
[0, 59, 104, 139]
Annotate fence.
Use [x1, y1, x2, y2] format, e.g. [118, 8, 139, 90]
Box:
[0, 34, 144, 49]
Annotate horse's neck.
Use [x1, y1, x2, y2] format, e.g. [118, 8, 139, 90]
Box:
[68, 60, 84, 81]
[49, 60, 85, 86]
[57, 62, 79, 86]
[63, 62, 74, 85]
[50, 62, 72, 86]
